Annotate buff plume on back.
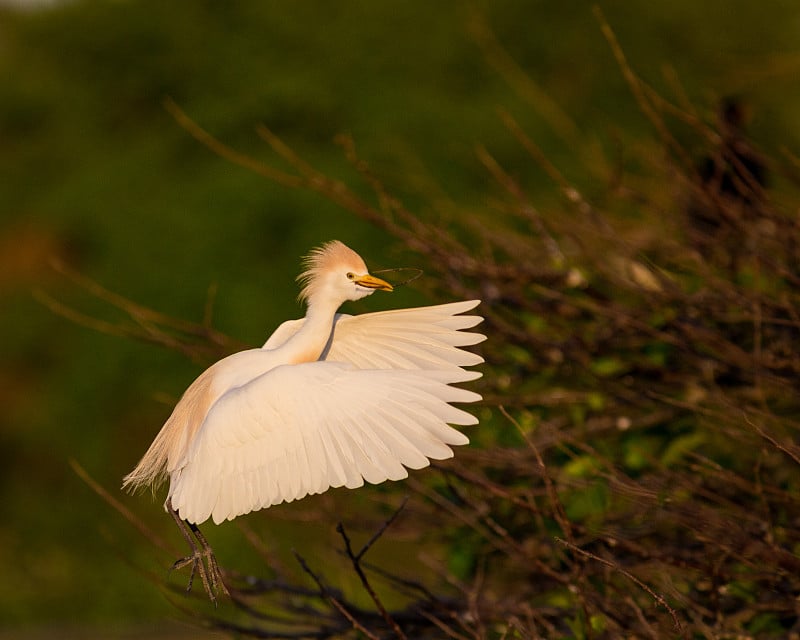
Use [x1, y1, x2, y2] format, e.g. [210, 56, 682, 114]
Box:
[122, 367, 216, 494]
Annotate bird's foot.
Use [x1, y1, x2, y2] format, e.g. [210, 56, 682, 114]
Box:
[171, 546, 229, 605]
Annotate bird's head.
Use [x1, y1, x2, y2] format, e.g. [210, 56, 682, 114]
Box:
[297, 240, 393, 307]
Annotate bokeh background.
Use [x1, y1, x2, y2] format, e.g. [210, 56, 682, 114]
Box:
[2, 0, 799, 637]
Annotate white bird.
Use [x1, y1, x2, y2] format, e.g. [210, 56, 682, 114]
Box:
[123, 240, 485, 602]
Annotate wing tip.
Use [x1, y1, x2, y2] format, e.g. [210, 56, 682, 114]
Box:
[461, 299, 482, 312]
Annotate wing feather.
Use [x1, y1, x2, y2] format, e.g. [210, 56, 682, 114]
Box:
[262, 301, 486, 380]
[324, 301, 486, 376]
[372, 406, 454, 461]
[168, 361, 480, 524]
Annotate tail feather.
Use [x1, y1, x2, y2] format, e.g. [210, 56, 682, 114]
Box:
[122, 370, 216, 494]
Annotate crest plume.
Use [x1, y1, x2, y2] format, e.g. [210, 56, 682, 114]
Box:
[297, 240, 367, 303]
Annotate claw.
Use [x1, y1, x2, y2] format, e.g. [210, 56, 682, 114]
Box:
[170, 548, 228, 604]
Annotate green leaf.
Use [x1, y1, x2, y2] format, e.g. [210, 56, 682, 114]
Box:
[590, 614, 607, 633]
[590, 356, 626, 377]
[563, 455, 600, 478]
[661, 432, 706, 467]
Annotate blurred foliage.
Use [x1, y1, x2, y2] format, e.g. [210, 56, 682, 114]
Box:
[2, 0, 800, 637]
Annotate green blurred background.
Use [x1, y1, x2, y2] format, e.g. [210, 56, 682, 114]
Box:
[2, 0, 799, 636]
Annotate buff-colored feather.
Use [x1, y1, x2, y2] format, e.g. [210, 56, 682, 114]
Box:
[122, 368, 217, 493]
[297, 240, 367, 303]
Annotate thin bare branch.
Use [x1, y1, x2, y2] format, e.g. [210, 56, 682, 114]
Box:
[70, 458, 177, 556]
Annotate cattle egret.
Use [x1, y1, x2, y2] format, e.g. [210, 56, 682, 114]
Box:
[123, 240, 485, 602]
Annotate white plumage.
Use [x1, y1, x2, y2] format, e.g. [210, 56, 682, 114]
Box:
[123, 240, 485, 527]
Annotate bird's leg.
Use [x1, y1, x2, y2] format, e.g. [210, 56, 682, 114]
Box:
[167, 499, 229, 604]
[168, 507, 208, 597]
[187, 519, 229, 598]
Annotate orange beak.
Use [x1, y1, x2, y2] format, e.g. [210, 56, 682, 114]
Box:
[354, 274, 394, 291]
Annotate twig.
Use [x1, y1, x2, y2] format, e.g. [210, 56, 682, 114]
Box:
[164, 98, 302, 187]
[69, 458, 177, 556]
[623, 594, 660, 640]
[499, 406, 574, 544]
[743, 413, 800, 466]
[468, 9, 579, 145]
[37, 261, 244, 361]
[417, 609, 474, 640]
[336, 499, 409, 640]
[475, 142, 566, 266]
[593, 6, 695, 172]
[555, 537, 686, 637]
[496, 108, 602, 227]
[35, 289, 142, 341]
[292, 550, 382, 640]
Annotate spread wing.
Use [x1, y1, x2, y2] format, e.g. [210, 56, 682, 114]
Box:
[263, 300, 486, 380]
[168, 362, 480, 524]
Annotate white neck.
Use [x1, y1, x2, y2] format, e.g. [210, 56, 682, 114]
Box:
[278, 297, 341, 365]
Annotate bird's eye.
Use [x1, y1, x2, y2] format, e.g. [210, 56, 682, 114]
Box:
[346, 272, 355, 280]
